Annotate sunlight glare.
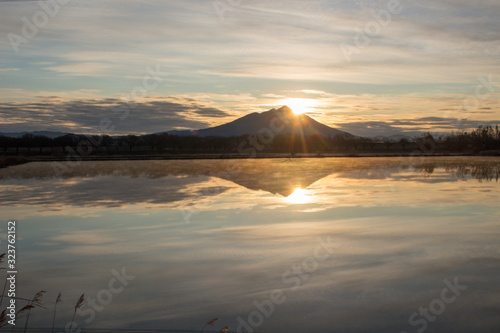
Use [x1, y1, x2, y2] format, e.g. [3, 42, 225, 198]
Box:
[286, 186, 313, 204]
[280, 98, 318, 115]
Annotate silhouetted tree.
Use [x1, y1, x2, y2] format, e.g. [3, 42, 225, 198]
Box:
[34, 135, 52, 153]
[10, 137, 22, 155]
[54, 134, 77, 154]
[101, 135, 114, 154]
[399, 138, 410, 150]
[143, 134, 159, 152]
[122, 135, 139, 152]
[0, 135, 9, 154]
[418, 133, 436, 154]
[20, 134, 35, 152]
[383, 139, 393, 151]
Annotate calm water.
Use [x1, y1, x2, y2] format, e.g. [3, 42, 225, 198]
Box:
[0, 157, 499, 333]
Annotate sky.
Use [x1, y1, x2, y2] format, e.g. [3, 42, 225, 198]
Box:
[0, 0, 499, 136]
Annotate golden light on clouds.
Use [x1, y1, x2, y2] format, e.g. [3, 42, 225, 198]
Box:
[280, 98, 320, 115]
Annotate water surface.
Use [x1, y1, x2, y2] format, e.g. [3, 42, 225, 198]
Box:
[0, 157, 499, 332]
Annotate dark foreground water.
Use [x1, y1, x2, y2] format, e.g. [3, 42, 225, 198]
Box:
[0, 156, 499, 333]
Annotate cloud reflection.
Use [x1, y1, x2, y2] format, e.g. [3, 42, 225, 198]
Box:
[0, 157, 498, 211]
[1, 157, 499, 332]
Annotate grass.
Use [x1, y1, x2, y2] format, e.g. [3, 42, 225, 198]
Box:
[51, 293, 61, 333]
[0, 254, 231, 332]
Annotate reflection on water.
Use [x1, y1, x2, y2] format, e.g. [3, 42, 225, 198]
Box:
[0, 156, 499, 210]
[0, 157, 499, 333]
[285, 187, 314, 204]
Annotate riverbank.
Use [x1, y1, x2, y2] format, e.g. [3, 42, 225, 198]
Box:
[2, 150, 500, 167]
[0, 156, 29, 168]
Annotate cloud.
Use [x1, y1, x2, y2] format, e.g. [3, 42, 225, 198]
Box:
[0, 0, 500, 131]
[0, 97, 233, 134]
[336, 117, 500, 136]
[0, 67, 19, 72]
[2, 0, 500, 88]
[296, 89, 330, 95]
[0, 90, 489, 136]
[45, 62, 119, 77]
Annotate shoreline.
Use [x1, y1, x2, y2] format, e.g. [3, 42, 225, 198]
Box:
[1, 151, 500, 167]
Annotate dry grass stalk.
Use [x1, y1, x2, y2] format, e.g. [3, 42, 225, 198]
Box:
[201, 317, 219, 332]
[0, 309, 7, 328]
[0, 253, 6, 308]
[32, 290, 46, 305]
[51, 292, 62, 333]
[219, 325, 230, 333]
[69, 294, 85, 330]
[23, 290, 46, 333]
[17, 305, 35, 316]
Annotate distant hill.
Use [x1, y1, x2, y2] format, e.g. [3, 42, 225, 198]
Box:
[163, 106, 353, 138]
[0, 131, 69, 138]
[373, 134, 415, 142]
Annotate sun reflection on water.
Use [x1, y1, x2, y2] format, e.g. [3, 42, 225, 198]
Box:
[285, 186, 313, 204]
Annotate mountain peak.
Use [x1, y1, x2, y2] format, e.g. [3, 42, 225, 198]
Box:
[165, 106, 353, 138]
[277, 105, 294, 113]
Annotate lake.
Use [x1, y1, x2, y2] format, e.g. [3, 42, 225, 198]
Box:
[0, 156, 499, 333]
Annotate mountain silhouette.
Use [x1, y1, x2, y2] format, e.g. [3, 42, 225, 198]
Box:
[0, 130, 69, 138]
[165, 106, 353, 138]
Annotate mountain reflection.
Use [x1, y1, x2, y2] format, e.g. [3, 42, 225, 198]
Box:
[0, 157, 498, 209]
[2, 157, 500, 333]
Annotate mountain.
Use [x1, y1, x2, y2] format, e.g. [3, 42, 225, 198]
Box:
[164, 106, 353, 138]
[0, 131, 69, 138]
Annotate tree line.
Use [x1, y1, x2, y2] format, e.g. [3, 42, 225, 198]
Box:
[0, 125, 499, 156]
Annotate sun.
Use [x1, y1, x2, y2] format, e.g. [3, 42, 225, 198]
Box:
[280, 98, 318, 115]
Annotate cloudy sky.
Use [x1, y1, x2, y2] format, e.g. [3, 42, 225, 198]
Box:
[1, 0, 499, 136]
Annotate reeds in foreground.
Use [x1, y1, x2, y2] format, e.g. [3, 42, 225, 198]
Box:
[69, 293, 85, 330]
[0, 309, 7, 328]
[51, 292, 62, 333]
[200, 317, 218, 333]
[219, 325, 230, 333]
[0, 253, 6, 307]
[23, 290, 46, 333]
